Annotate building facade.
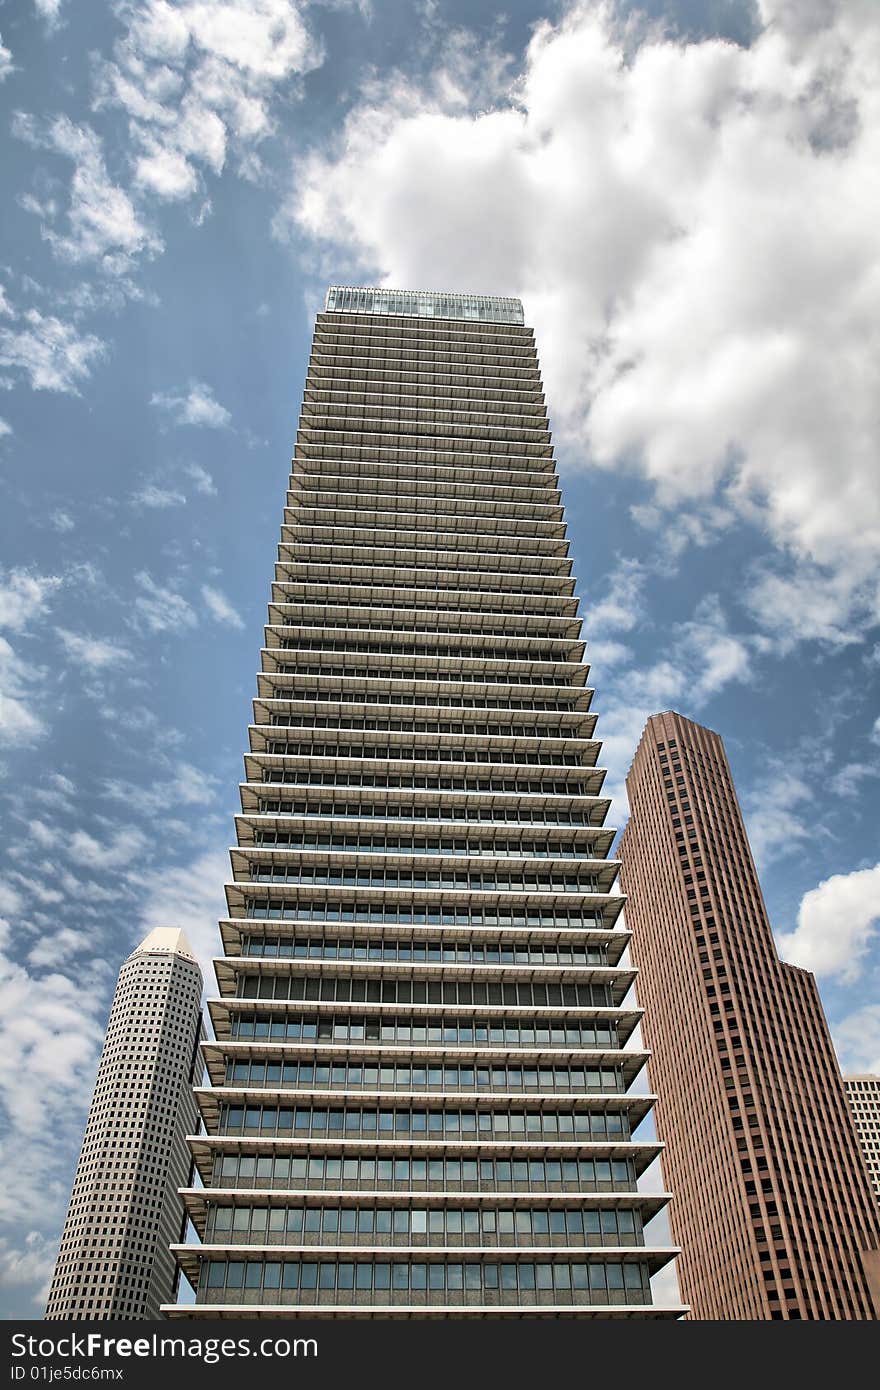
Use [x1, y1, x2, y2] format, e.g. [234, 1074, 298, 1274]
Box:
[45, 928, 203, 1320]
[166, 285, 682, 1317]
[844, 1076, 880, 1202]
[619, 711, 880, 1320]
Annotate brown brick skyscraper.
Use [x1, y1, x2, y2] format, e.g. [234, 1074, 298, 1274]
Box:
[619, 711, 880, 1320]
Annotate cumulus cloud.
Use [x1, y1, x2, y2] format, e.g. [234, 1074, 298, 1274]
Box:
[0, 34, 12, 83]
[776, 862, 880, 982]
[95, 0, 326, 205]
[151, 380, 231, 427]
[202, 583, 244, 628]
[132, 570, 198, 633]
[13, 115, 162, 272]
[0, 306, 105, 393]
[286, 0, 880, 648]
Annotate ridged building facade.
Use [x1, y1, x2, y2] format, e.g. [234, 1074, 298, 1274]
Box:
[167, 286, 682, 1318]
[620, 711, 880, 1320]
[46, 928, 203, 1320]
[844, 1076, 880, 1203]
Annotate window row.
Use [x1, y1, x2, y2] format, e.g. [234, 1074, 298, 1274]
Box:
[206, 1203, 642, 1241]
[235, 977, 612, 1008]
[240, 937, 609, 966]
[241, 902, 606, 927]
[276, 666, 571, 689]
[212, 1153, 635, 1190]
[199, 1257, 650, 1300]
[227, 1014, 620, 1047]
[255, 802, 591, 824]
[265, 742, 584, 769]
[247, 866, 599, 890]
[261, 771, 587, 794]
[253, 833, 596, 859]
[261, 673, 575, 705]
[268, 719, 576, 739]
[276, 639, 563, 661]
[218, 1105, 630, 1140]
[223, 1061, 623, 1093]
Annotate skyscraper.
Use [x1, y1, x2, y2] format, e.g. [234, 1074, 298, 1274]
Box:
[45, 928, 203, 1321]
[844, 1076, 880, 1202]
[166, 286, 682, 1317]
[619, 711, 880, 1320]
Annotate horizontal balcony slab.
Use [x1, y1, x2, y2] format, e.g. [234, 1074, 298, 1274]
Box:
[161, 1301, 686, 1318]
[218, 920, 629, 964]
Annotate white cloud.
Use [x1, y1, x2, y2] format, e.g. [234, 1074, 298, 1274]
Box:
[584, 558, 646, 638]
[33, 0, 64, 27]
[103, 760, 220, 816]
[68, 826, 147, 870]
[741, 762, 812, 868]
[0, 35, 13, 83]
[872, 715, 880, 747]
[833, 1002, 880, 1076]
[185, 461, 217, 495]
[13, 116, 162, 272]
[49, 510, 74, 533]
[202, 583, 244, 628]
[132, 570, 198, 633]
[57, 629, 132, 669]
[135, 846, 228, 976]
[776, 862, 880, 982]
[0, 306, 105, 393]
[0, 1231, 57, 1309]
[0, 916, 108, 1207]
[95, 0, 325, 206]
[0, 569, 61, 631]
[0, 570, 59, 749]
[287, 0, 880, 648]
[151, 380, 231, 427]
[131, 482, 187, 508]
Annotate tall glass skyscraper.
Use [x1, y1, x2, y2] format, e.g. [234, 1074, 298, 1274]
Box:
[167, 287, 682, 1317]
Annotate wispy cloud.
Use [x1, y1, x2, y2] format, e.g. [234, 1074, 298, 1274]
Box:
[202, 584, 244, 629]
[57, 629, 132, 670]
[185, 462, 217, 496]
[132, 571, 197, 634]
[150, 380, 231, 428]
[130, 483, 187, 509]
[95, 0, 325, 207]
[0, 307, 105, 394]
[0, 34, 13, 83]
[13, 115, 162, 273]
[0, 569, 62, 631]
[49, 510, 74, 533]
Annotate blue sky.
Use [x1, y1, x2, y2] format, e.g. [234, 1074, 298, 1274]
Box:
[0, 0, 878, 1317]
